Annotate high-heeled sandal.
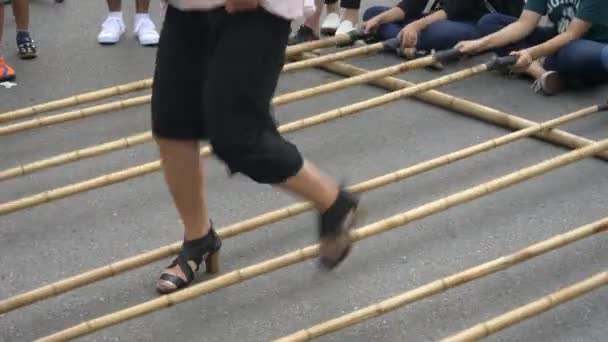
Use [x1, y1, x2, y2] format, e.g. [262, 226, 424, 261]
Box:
[156, 225, 222, 294]
[318, 189, 361, 269]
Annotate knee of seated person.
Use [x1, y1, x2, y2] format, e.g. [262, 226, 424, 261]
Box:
[211, 134, 303, 184]
[477, 13, 508, 36]
[602, 45, 608, 71]
[363, 6, 387, 21]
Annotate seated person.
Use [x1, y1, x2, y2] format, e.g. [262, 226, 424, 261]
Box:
[363, 0, 523, 58]
[457, 0, 608, 95]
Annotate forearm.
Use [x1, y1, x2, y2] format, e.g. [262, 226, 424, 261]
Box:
[376, 7, 406, 24]
[480, 21, 536, 51]
[527, 32, 576, 60]
[409, 10, 447, 31]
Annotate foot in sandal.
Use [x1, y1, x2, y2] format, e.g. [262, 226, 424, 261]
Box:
[318, 189, 361, 269]
[156, 223, 222, 294]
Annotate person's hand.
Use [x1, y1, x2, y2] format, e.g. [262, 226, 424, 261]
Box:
[225, 0, 259, 13]
[455, 39, 485, 55]
[399, 24, 419, 49]
[362, 17, 381, 34]
[509, 49, 534, 72]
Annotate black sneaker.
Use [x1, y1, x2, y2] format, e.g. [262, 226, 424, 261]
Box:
[318, 189, 361, 269]
[288, 25, 319, 46]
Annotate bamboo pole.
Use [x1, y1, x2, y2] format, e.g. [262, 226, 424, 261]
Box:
[440, 272, 608, 342]
[35, 135, 608, 342]
[275, 220, 608, 341]
[0, 56, 442, 181]
[0, 32, 364, 124]
[283, 42, 386, 73]
[0, 79, 153, 124]
[0, 95, 151, 136]
[1, 104, 599, 315]
[298, 56, 608, 161]
[0, 60, 500, 216]
[0, 132, 153, 181]
[284, 30, 366, 57]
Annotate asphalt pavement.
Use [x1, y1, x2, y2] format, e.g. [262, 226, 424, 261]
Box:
[0, 1, 606, 341]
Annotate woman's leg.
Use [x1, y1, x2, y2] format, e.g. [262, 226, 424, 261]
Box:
[207, 9, 360, 269]
[417, 20, 481, 52]
[362, 6, 408, 41]
[11, 0, 36, 58]
[477, 13, 555, 57]
[544, 39, 608, 85]
[340, 0, 360, 23]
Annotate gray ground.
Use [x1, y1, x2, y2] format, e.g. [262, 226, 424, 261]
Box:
[0, 1, 606, 341]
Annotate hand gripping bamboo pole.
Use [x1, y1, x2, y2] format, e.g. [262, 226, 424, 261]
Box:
[440, 271, 608, 342]
[0, 57, 510, 216]
[1, 103, 600, 314]
[275, 219, 608, 342]
[0, 79, 153, 124]
[299, 56, 608, 162]
[35, 135, 608, 342]
[0, 53, 456, 181]
[0, 31, 366, 124]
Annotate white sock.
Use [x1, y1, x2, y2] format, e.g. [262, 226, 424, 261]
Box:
[134, 13, 150, 22]
[108, 11, 123, 19]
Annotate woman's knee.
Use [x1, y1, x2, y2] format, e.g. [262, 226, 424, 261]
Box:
[418, 21, 480, 51]
[477, 13, 515, 36]
[211, 131, 303, 184]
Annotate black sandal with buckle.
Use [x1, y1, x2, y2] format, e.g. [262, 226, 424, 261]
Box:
[156, 225, 222, 294]
[17, 33, 37, 59]
[319, 189, 361, 269]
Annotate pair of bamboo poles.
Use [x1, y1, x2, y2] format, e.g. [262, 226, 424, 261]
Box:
[32, 104, 608, 341]
[0, 30, 382, 134]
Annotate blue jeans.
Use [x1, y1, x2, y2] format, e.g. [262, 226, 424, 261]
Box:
[478, 13, 608, 84]
[363, 6, 481, 51]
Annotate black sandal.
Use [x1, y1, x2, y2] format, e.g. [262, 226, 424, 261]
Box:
[156, 225, 222, 294]
[17, 33, 37, 60]
[318, 189, 361, 269]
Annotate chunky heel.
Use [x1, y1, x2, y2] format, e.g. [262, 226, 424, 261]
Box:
[205, 251, 220, 274]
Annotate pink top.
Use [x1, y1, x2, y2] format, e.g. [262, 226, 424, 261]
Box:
[165, 0, 315, 20]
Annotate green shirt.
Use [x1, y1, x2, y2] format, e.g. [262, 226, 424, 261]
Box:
[525, 0, 608, 41]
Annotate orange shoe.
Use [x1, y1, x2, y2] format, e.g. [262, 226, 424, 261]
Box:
[0, 56, 16, 82]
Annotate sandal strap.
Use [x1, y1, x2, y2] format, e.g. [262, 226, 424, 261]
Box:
[159, 273, 188, 289]
[164, 225, 220, 285]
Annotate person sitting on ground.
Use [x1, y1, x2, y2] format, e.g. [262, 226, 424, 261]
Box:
[97, 0, 159, 46]
[362, 0, 524, 59]
[0, 0, 36, 82]
[456, 0, 608, 96]
[289, 0, 361, 44]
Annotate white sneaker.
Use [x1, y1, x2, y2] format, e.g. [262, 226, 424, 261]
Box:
[335, 20, 356, 35]
[97, 14, 126, 45]
[321, 12, 340, 36]
[134, 15, 160, 46]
